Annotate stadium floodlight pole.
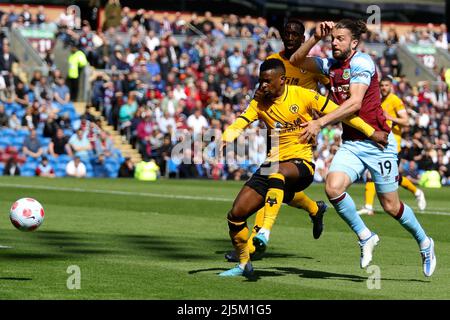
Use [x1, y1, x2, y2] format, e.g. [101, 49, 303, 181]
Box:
[176, 20, 208, 39]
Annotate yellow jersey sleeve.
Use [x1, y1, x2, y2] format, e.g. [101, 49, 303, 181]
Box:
[305, 89, 375, 137]
[222, 101, 259, 143]
[393, 95, 406, 115]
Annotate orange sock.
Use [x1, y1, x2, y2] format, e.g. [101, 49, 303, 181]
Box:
[400, 176, 417, 194]
[262, 173, 285, 231]
[247, 208, 264, 254]
[227, 219, 250, 265]
[365, 181, 376, 209]
[289, 192, 319, 216]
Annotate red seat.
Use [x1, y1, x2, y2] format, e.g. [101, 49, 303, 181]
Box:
[5, 146, 19, 155]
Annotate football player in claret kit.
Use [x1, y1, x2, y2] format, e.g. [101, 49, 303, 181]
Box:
[224, 18, 329, 263]
[357, 76, 426, 216]
[219, 58, 387, 277]
[291, 19, 436, 276]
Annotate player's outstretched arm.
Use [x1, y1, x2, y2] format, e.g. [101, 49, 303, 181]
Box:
[221, 101, 259, 146]
[316, 83, 367, 127]
[289, 21, 334, 73]
[298, 88, 388, 147]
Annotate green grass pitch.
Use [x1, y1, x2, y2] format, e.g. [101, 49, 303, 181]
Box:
[0, 176, 449, 299]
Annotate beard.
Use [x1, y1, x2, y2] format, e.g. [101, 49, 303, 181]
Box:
[332, 46, 352, 60]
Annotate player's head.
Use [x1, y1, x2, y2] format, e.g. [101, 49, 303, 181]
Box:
[282, 18, 305, 57]
[332, 19, 368, 60]
[380, 76, 393, 97]
[259, 59, 286, 100]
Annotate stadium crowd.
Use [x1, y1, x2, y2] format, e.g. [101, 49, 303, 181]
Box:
[0, 8, 125, 178]
[0, 3, 448, 184]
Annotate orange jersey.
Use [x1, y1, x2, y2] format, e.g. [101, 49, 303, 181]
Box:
[382, 92, 406, 151]
[267, 52, 329, 90]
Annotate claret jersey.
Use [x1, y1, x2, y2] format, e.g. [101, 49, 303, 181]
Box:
[314, 51, 391, 141]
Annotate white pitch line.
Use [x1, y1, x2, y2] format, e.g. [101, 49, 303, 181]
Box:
[0, 182, 233, 202]
[0, 182, 449, 216]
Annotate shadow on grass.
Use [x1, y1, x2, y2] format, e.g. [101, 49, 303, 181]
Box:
[117, 234, 211, 260]
[215, 250, 314, 261]
[2, 230, 218, 261]
[272, 267, 366, 282]
[188, 266, 365, 283]
[0, 277, 32, 281]
[0, 253, 64, 260]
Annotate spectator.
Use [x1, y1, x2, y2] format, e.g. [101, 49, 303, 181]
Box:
[103, 0, 122, 30]
[35, 5, 46, 25]
[8, 112, 20, 130]
[118, 156, 135, 177]
[68, 128, 92, 161]
[67, 42, 88, 101]
[136, 112, 153, 157]
[95, 130, 114, 157]
[3, 156, 20, 176]
[157, 111, 176, 135]
[66, 156, 87, 178]
[22, 129, 43, 160]
[403, 161, 421, 184]
[48, 128, 73, 158]
[134, 157, 160, 181]
[0, 103, 8, 127]
[14, 80, 29, 108]
[35, 156, 55, 178]
[53, 77, 71, 105]
[187, 108, 209, 138]
[43, 112, 60, 138]
[34, 76, 53, 105]
[21, 104, 40, 131]
[0, 41, 18, 72]
[119, 91, 138, 141]
[92, 153, 108, 177]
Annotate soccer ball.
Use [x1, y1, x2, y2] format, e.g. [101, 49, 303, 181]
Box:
[9, 198, 45, 232]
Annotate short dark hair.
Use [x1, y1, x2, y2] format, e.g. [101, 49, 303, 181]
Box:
[284, 18, 305, 35]
[335, 19, 368, 42]
[260, 59, 286, 75]
[380, 76, 393, 83]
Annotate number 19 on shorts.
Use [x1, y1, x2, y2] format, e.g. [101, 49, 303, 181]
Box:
[378, 160, 392, 176]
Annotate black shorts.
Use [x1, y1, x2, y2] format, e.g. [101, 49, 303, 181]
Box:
[244, 159, 315, 204]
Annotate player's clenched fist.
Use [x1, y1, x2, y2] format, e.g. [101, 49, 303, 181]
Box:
[314, 21, 334, 41]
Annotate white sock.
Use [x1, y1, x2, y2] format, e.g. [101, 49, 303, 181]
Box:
[239, 263, 246, 269]
[419, 237, 431, 250]
[415, 189, 422, 197]
[358, 228, 372, 241]
[365, 204, 373, 210]
[258, 228, 270, 242]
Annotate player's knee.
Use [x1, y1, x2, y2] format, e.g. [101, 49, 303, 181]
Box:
[226, 210, 247, 232]
[380, 199, 400, 216]
[325, 179, 345, 199]
[228, 208, 246, 222]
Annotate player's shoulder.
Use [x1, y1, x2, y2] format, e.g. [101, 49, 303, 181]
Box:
[389, 92, 405, 105]
[288, 85, 309, 94]
[350, 51, 375, 70]
[267, 52, 284, 61]
[289, 85, 320, 99]
[247, 99, 259, 109]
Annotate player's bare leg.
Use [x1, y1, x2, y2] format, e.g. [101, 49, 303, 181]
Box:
[326, 171, 378, 268]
